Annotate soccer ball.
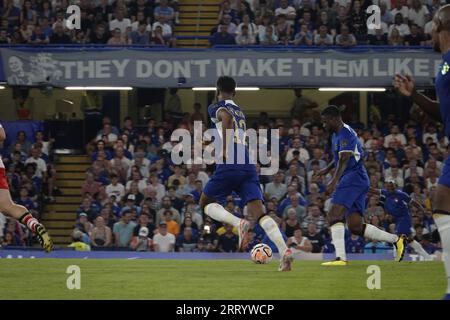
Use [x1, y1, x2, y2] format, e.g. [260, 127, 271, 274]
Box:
[250, 243, 273, 264]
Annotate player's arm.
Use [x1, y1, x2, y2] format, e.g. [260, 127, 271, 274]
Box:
[394, 74, 441, 121]
[314, 160, 335, 177]
[217, 108, 233, 161]
[325, 151, 351, 195]
[0, 124, 5, 141]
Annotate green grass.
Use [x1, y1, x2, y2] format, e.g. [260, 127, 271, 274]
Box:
[0, 259, 446, 300]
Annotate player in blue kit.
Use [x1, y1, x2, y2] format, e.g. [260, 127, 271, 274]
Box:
[199, 76, 294, 271]
[316, 106, 406, 266]
[368, 180, 431, 260]
[394, 5, 450, 298]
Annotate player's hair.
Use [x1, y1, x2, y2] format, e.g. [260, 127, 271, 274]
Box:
[435, 4, 450, 33]
[320, 105, 341, 118]
[216, 76, 236, 94]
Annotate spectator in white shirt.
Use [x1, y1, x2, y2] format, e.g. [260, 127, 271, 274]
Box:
[25, 147, 47, 179]
[106, 173, 125, 202]
[109, 9, 131, 34]
[220, 14, 238, 35]
[130, 11, 151, 32]
[152, 15, 172, 39]
[286, 138, 310, 164]
[153, 222, 176, 252]
[237, 14, 257, 37]
[265, 172, 288, 201]
[125, 171, 147, 194]
[235, 25, 256, 45]
[388, 13, 410, 37]
[96, 123, 118, 147]
[408, 0, 429, 28]
[384, 125, 407, 148]
[423, 124, 438, 144]
[275, 0, 296, 27]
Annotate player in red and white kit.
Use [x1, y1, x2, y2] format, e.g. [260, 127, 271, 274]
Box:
[0, 123, 53, 252]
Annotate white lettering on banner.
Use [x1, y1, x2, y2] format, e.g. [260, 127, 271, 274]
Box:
[59, 61, 77, 78]
[217, 58, 237, 76]
[238, 59, 256, 77]
[349, 60, 368, 77]
[297, 58, 314, 76]
[414, 59, 429, 77]
[173, 61, 191, 78]
[154, 60, 173, 78]
[277, 58, 292, 76]
[315, 59, 332, 77]
[137, 60, 152, 77]
[394, 58, 412, 75]
[192, 59, 210, 77]
[333, 60, 347, 77]
[95, 60, 111, 78]
[77, 61, 95, 79]
[112, 59, 129, 77]
[373, 58, 388, 76]
[257, 59, 276, 77]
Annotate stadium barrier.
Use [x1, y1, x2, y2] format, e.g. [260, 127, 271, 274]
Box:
[0, 248, 439, 261]
[0, 45, 440, 88]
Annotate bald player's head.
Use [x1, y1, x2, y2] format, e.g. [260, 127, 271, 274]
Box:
[432, 4, 450, 52]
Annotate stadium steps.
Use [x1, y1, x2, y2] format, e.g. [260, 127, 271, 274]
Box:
[175, 0, 219, 48]
[43, 155, 90, 245]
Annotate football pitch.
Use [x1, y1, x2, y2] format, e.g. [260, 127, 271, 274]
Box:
[0, 259, 446, 300]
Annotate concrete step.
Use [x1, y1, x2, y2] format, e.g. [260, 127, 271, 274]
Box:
[43, 220, 75, 228]
[174, 25, 214, 31]
[56, 180, 84, 188]
[182, 12, 218, 18]
[175, 30, 211, 35]
[53, 196, 82, 204]
[45, 203, 79, 212]
[57, 155, 91, 164]
[177, 38, 210, 45]
[54, 164, 91, 172]
[180, 18, 218, 24]
[56, 172, 85, 179]
[43, 212, 77, 220]
[59, 187, 82, 196]
[180, 8, 218, 13]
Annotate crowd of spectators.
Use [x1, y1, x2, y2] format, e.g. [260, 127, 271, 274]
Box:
[0, 0, 178, 46]
[68, 88, 445, 258]
[0, 0, 445, 48]
[0, 129, 56, 247]
[210, 0, 444, 46]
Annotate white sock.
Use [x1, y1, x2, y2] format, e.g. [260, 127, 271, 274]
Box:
[434, 215, 450, 294]
[331, 223, 346, 261]
[409, 240, 432, 260]
[204, 203, 241, 228]
[259, 215, 287, 255]
[363, 224, 399, 243]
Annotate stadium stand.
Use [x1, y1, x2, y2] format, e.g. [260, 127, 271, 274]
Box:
[0, 0, 445, 258]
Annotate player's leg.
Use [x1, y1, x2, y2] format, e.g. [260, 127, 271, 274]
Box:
[346, 212, 406, 262]
[238, 170, 293, 271]
[201, 172, 249, 250]
[322, 203, 348, 266]
[0, 188, 53, 252]
[201, 193, 241, 229]
[431, 182, 450, 298]
[407, 236, 432, 260]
